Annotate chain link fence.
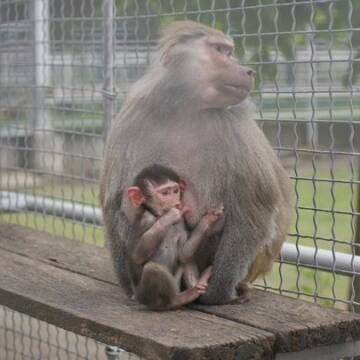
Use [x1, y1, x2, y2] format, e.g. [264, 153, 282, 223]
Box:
[0, 0, 359, 358]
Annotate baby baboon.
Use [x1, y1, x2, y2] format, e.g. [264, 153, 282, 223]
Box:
[126, 164, 222, 310]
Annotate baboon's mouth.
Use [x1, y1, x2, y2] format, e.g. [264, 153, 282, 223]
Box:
[224, 83, 251, 93]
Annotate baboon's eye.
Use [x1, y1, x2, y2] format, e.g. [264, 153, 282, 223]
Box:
[214, 44, 232, 58]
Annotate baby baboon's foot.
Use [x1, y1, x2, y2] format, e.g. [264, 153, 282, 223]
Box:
[195, 282, 208, 295]
[192, 266, 213, 297]
[198, 266, 212, 285]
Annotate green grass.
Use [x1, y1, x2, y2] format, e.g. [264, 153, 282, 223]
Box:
[290, 165, 356, 253]
[257, 161, 358, 308]
[1, 163, 358, 308]
[0, 212, 105, 247]
[27, 179, 100, 205]
[0, 111, 30, 125]
[0, 180, 104, 246]
[0, 103, 104, 131]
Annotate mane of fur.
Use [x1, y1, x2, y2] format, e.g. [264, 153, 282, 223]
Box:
[122, 21, 232, 113]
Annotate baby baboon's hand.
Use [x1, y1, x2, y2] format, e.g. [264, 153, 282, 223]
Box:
[198, 205, 224, 234]
[162, 207, 183, 226]
[205, 205, 224, 224]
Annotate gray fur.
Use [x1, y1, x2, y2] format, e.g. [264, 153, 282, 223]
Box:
[100, 21, 291, 305]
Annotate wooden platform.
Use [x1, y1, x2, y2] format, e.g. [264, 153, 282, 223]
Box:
[1, 222, 360, 360]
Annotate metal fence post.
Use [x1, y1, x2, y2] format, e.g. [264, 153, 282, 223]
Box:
[351, 167, 360, 314]
[103, 0, 116, 139]
[30, 0, 51, 170]
[105, 345, 121, 360]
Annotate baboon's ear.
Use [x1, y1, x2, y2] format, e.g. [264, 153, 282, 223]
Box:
[127, 187, 145, 208]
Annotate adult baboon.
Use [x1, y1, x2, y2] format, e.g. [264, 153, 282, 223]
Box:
[100, 21, 292, 305]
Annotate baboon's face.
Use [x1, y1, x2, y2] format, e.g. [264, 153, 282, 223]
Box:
[165, 34, 256, 109]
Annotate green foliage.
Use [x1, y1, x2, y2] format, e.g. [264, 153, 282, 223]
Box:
[113, 0, 360, 84]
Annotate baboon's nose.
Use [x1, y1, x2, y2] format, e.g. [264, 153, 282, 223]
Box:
[247, 69, 256, 78]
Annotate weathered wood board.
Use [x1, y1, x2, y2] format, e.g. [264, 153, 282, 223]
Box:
[1, 222, 360, 359]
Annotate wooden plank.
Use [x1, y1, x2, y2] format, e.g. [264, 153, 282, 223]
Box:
[0, 222, 116, 285]
[0, 248, 275, 360]
[192, 289, 360, 353]
[2, 222, 360, 356]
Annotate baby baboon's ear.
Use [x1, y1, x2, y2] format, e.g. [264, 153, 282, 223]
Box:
[127, 187, 145, 208]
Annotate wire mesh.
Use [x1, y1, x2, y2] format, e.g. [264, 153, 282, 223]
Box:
[0, 305, 105, 359]
[0, 0, 359, 358]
